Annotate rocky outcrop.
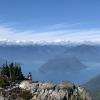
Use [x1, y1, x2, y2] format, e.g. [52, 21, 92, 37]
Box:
[19, 80, 92, 100]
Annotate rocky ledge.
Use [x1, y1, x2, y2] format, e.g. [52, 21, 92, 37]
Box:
[19, 80, 92, 100]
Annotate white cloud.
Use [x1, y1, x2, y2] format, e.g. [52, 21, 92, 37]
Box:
[40, 23, 80, 31]
[0, 23, 100, 42]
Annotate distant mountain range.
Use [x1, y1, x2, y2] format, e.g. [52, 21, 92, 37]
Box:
[0, 41, 100, 72]
[0, 40, 99, 46]
[66, 44, 100, 62]
[0, 44, 67, 62]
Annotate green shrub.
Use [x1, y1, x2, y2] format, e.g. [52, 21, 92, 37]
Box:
[0, 76, 9, 88]
[20, 90, 33, 100]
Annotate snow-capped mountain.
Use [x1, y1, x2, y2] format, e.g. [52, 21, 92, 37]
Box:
[0, 39, 99, 46]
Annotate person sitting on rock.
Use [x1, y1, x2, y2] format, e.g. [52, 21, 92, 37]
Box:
[28, 72, 32, 81]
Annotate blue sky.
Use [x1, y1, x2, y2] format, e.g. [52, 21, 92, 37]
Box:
[0, 0, 100, 42]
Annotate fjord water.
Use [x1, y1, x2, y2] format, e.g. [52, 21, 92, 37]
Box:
[21, 61, 100, 84]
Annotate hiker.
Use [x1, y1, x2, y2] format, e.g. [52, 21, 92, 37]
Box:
[28, 72, 32, 81]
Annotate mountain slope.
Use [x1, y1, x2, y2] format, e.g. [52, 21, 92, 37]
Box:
[84, 75, 100, 100]
[84, 75, 100, 92]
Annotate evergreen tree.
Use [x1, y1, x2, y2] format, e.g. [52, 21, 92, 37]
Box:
[1, 62, 25, 82]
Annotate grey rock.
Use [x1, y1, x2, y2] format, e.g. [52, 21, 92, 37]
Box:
[19, 80, 92, 100]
